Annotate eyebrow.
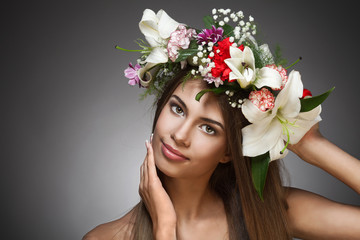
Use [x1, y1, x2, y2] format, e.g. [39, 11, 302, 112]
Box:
[171, 95, 225, 130]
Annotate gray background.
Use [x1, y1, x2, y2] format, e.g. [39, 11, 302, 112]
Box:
[2, 0, 360, 239]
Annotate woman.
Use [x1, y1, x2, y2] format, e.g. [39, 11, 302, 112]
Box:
[83, 8, 360, 239]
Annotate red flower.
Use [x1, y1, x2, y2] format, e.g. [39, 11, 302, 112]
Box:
[301, 89, 312, 99]
[209, 38, 244, 81]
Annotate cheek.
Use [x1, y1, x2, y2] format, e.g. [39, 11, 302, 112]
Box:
[154, 107, 173, 137]
[192, 136, 227, 163]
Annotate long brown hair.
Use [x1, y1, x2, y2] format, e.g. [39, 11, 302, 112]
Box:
[130, 68, 291, 239]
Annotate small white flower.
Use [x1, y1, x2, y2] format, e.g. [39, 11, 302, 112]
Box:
[198, 45, 203, 51]
[240, 20, 245, 26]
[249, 15, 254, 22]
[212, 8, 217, 14]
[224, 17, 229, 23]
[209, 52, 214, 57]
[237, 11, 244, 18]
[213, 15, 218, 20]
[219, 21, 225, 26]
[230, 13, 236, 19]
[197, 51, 203, 57]
[208, 42, 214, 47]
[191, 69, 196, 75]
[229, 36, 234, 42]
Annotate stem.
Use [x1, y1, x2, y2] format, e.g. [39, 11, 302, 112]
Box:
[280, 125, 290, 154]
[285, 56, 302, 69]
[277, 116, 291, 154]
[115, 45, 144, 52]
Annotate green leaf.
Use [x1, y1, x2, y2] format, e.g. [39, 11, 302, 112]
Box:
[251, 152, 270, 201]
[300, 87, 335, 112]
[203, 15, 215, 29]
[175, 40, 199, 62]
[222, 23, 234, 37]
[195, 87, 228, 101]
[175, 48, 198, 62]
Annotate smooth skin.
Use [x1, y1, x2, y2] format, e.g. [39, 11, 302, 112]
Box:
[83, 80, 360, 240]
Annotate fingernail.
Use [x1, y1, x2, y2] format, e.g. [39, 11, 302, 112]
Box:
[150, 133, 153, 143]
[145, 139, 149, 148]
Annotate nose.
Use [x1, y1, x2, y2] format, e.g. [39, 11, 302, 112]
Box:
[171, 120, 191, 148]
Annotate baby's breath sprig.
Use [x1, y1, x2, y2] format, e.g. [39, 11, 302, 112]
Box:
[211, 8, 257, 41]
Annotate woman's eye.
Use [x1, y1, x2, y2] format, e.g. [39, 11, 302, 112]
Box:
[200, 125, 215, 135]
[171, 104, 184, 116]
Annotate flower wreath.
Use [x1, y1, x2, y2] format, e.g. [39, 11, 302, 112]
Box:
[117, 8, 334, 199]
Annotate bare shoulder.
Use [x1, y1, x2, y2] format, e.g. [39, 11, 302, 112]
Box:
[82, 209, 136, 240]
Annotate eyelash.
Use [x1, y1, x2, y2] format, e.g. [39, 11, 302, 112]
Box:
[170, 103, 185, 117]
[169, 102, 216, 135]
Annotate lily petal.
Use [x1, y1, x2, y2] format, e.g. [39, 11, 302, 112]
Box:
[241, 98, 272, 123]
[145, 47, 168, 63]
[242, 118, 283, 157]
[269, 139, 288, 161]
[276, 70, 303, 118]
[138, 62, 158, 87]
[286, 113, 322, 144]
[254, 67, 282, 89]
[157, 9, 180, 39]
[228, 46, 244, 59]
[298, 105, 322, 120]
[139, 9, 161, 39]
[242, 46, 255, 69]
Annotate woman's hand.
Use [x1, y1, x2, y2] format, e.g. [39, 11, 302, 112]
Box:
[288, 123, 323, 162]
[288, 123, 360, 194]
[139, 137, 177, 240]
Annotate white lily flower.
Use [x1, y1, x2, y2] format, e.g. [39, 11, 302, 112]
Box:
[138, 62, 158, 87]
[241, 70, 322, 161]
[139, 9, 180, 64]
[224, 46, 282, 89]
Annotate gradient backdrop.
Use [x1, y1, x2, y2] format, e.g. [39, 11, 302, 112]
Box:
[3, 0, 360, 239]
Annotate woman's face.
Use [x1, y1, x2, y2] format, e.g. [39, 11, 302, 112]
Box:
[152, 79, 229, 180]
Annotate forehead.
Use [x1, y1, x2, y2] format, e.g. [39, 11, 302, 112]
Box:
[172, 79, 224, 120]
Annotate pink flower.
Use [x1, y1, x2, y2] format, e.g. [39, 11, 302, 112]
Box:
[167, 25, 196, 62]
[124, 62, 141, 86]
[203, 76, 224, 88]
[266, 64, 288, 90]
[249, 88, 275, 112]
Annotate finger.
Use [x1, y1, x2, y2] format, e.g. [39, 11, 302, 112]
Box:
[146, 140, 158, 179]
[139, 164, 144, 197]
[143, 140, 150, 187]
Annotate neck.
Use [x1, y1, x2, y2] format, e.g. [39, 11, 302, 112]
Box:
[161, 173, 222, 221]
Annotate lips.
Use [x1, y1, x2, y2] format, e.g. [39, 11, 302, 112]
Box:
[161, 141, 189, 161]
